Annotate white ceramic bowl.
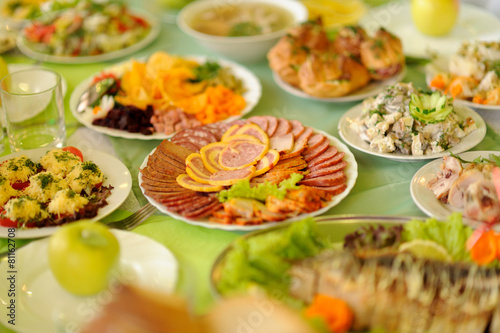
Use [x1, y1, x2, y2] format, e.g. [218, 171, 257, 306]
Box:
[177, 0, 308, 63]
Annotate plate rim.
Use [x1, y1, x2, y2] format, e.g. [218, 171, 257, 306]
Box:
[0, 229, 178, 333]
[410, 150, 500, 227]
[0, 147, 133, 239]
[272, 67, 406, 102]
[138, 125, 359, 231]
[338, 101, 487, 162]
[16, 7, 160, 64]
[69, 55, 262, 140]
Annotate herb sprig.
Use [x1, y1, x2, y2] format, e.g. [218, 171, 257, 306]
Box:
[450, 152, 500, 166]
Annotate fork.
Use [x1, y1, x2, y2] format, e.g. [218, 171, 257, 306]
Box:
[0, 203, 157, 260]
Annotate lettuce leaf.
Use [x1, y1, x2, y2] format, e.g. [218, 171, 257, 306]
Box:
[402, 213, 473, 262]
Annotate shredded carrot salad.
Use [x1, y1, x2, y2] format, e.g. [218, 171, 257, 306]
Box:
[113, 52, 246, 123]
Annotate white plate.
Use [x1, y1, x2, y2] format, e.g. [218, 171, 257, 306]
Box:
[425, 58, 500, 111]
[0, 229, 178, 333]
[139, 127, 358, 231]
[411, 150, 500, 228]
[69, 55, 262, 140]
[272, 68, 406, 102]
[16, 9, 160, 64]
[359, 2, 500, 58]
[338, 102, 486, 162]
[0, 147, 132, 239]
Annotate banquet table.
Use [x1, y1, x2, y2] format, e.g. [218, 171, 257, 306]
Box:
[1, 1, 500, 332]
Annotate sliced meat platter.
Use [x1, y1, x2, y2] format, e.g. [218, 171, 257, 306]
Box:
[139, 116, 358, 229]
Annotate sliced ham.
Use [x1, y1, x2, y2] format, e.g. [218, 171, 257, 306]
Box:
[299, 171, 346, 187]
[184, 200, 223, 219]
[273, 118, 292, 136]
[169, 195, 216, 212]
[309, 152, 345, 172]
[304, 161, 347, 179]
[292, 127, 313, 152]
[200, 143, 226, 173]
[307, 146, 339, 167]
[221, 124, 244, 141]
[219, 141, 267, 170]
[209, 166, 256, 186]
[290, 120, 305, 139]
[270, 133, 295, 153]
[263, 116, 278, 137]
[303, 138, 330, 162]
[248, 116, 269, 133]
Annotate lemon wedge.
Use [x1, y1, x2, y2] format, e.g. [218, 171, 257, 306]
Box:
[398, 240, 452, 262]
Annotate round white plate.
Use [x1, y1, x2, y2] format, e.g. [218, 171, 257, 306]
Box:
[359, 2, 500, 58]
[411, 150, 500, 228]
[16, 8, 160, 64]
[139, 127, 358, 231]
[0, 147, 132, 239]
[69, 55, 262, 140]
[425, 58, 500, 111]
[338, 101, 486, 162]
[0, 229, 178, 333]
[272, 67, 406, 102]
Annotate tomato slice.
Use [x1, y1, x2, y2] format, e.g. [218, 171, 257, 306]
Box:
[63, 146, 84, 162]
[0, 217, 17, 228]
[11, 181, 30, 190]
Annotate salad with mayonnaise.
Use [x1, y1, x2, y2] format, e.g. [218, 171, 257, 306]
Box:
[349, 83, 476, 155]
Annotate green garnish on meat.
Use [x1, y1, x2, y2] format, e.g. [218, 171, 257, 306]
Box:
[450, 152, 500, 167]
[409, 91, 453, 124]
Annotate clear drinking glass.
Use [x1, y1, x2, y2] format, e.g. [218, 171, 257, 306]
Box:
[0, 68, 66, 151]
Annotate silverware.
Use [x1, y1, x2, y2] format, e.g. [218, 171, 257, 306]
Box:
[0, 203, 157, 259]
[76, 77, 116, 113]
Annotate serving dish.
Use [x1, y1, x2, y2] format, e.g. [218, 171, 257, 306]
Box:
[16, 8, 160, 64]
[0, 147, 132, 239]
[69, 55, 262, 140]
[338, 101, 486, 162]
[210, 215, 415, 297]
[411, 150, 500, 228]
[273, 67, 406, 102]
[177, 0, 308, 63]
[0, 229, 178, 333]
[139, 127, 358, 231]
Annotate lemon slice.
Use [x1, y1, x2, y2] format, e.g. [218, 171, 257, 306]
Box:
[398, 240, 452, 262]
[301, 0, 366, 27]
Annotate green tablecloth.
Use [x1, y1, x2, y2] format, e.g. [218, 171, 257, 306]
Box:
[1, 7, 500, 333]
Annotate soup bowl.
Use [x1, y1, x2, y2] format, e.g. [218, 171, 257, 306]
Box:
[177, 0, 308, 63]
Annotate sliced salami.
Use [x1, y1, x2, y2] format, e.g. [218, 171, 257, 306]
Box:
[248, 116, 269, 133]
[299, 171, 346, 187]
[273, 118, 292, 136]
[307, 146, 339, 167]
[263, 116, 278, 137]
[307, 184, 347, 195]
[309, 152, 345, 171]
[183, 200, 223, 219]
[292, 127, 313, 152]
[290, 120, 305, 139]
[305, 134, 325, 152]
[173, 141, 201, 152]
[303, 138, 330, 162]
[172, 136, 211, 149]
[304, 161, 348, 179]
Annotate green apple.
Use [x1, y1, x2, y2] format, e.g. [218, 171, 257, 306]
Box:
[411, 0, 459, 36]
[48, 221, 120, 296]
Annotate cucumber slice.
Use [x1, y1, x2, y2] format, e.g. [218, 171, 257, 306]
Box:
[409, 92, 453, 124]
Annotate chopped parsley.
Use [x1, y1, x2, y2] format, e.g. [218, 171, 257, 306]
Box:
[188, 61, 221, 83]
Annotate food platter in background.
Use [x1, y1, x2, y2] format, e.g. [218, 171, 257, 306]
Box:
[273, 68, 406, 102]
[69, 55, 262, 140]
[411, 150, 500, 229]
[0, 230, 178, 332]
[338, 101, 486, 162]
[139, 126, 358, 231]
[0, 147, 132, 239]
[16, 8, 160, 64]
